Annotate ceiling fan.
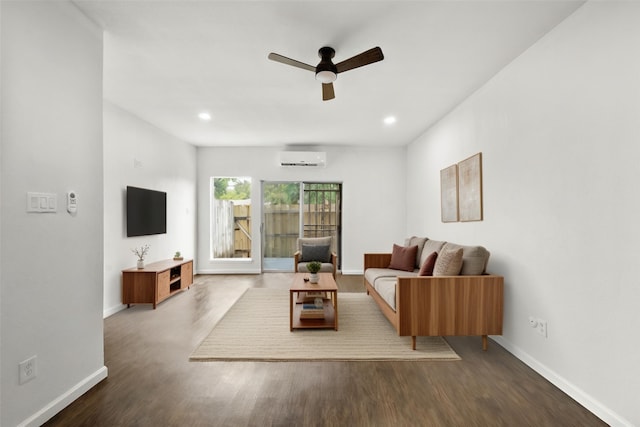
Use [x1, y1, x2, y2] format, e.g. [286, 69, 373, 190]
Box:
[268, 46, 384, 101]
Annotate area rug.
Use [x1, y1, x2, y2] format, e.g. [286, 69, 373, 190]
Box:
[190, 288, 459, 361]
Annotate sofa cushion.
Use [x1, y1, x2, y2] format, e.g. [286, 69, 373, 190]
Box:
[388, 244, 418, 272]
[297, 261, 334, 274]
[419, 239, 446, 267]
[404, 236, 427, 268]
[300, 243, 331, 263]
[364, 268, 395, 285]
[373, 277, 397, 311]
[440, 242, 490, 275]
[364, 268, 417, 287]
[433, 247, 463, 276]
[418, 251, 438, 276]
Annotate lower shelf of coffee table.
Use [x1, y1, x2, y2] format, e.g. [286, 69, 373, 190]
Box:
[292, 300, 336, 330]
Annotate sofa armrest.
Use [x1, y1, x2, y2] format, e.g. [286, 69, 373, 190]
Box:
[364, 253, 392, 270]
[331, 252, 337, 277]
[395, 274, 504, 337]
[294, 251, 301, 272]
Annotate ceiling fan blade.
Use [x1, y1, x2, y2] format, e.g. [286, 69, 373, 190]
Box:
[335, 46, 384, 74]
[322, 83, 335, 101]
[268, 53, 315, 72]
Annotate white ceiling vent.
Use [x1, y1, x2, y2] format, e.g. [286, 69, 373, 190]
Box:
[279, 151, 326, 168]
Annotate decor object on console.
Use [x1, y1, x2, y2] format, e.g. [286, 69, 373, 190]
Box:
[132, 244, 150, 269]
[364, 236, 503, 350]
[173, 251, 183, 261]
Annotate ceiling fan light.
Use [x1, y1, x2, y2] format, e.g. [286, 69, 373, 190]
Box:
[316, 70, 337, 84]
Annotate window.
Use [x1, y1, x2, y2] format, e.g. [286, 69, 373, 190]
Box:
[211, 177, 251, 259]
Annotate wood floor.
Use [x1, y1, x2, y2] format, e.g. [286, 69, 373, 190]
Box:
[44, 273, 606, 427]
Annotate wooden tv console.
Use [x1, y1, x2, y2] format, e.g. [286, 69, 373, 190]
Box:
[122, 259, 193, 309]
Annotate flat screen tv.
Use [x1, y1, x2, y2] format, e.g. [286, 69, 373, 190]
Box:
[126, 186, 167, 237]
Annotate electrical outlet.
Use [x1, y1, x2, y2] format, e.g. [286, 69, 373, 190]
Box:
[19, 355, 37, 385]
[537, 320, 548, 338]
[529, 316, 548, 338]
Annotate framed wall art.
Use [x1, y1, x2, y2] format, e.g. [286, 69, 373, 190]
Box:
[440, 164, 458, 223]
[458, 152, 483, 222]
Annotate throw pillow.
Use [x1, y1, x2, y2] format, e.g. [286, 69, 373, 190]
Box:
[300, 244, 331, 263]
[418, 251, 438, 276]
[433, 247, 463, 276]
[388, 244, 418, 272]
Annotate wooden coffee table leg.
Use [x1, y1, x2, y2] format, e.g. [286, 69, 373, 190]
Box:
[334, 291, 338, 331]
[289, 290, 293, 331]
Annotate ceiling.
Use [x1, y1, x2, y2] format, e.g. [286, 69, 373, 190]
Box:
[73, 0, 584, 148]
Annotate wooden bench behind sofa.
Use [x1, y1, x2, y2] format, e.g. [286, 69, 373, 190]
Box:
[364, 253, 504, 350]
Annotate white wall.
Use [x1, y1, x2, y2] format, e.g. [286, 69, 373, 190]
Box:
[406, 2, 639, 426]
[196, 146, 406, 274]
[0, 2, 107, 426]
[103, 102, 197, 317]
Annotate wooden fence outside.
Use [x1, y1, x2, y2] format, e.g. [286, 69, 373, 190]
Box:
[214, 203, 338, 259]
[212, 201, 251, 258]
[263, 204, 338, 258]
[233, 204, 251, 257]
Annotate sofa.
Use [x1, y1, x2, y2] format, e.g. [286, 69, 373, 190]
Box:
[364, 236, 504, 350]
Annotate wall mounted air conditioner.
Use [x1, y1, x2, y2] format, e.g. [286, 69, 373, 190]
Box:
[279, 151, 327, 167]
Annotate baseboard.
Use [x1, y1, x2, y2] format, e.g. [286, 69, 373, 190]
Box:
[492, 336, 632, 427]
[196, 269, 262, 274]
[18, 366, 108, 427]
[104, 303, 126, 318]
[195, 269, 365, 275]
[340, 269, 363, 275]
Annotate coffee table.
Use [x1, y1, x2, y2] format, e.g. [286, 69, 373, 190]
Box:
[290, 272, 338, 331]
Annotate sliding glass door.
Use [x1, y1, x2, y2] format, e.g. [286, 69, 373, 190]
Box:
[262, 182, 301, 271]
[262, 181, 341, 272]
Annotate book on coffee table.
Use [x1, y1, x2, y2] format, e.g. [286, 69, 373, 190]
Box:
[300, 303, 325, 319]
[300, 311, 324, 319]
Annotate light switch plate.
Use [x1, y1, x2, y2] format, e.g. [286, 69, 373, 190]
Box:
[27, 192, 57, 213]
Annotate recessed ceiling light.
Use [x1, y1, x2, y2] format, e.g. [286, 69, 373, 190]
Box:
[198, 112, 211, 121]
[383, 116, 397, 125]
